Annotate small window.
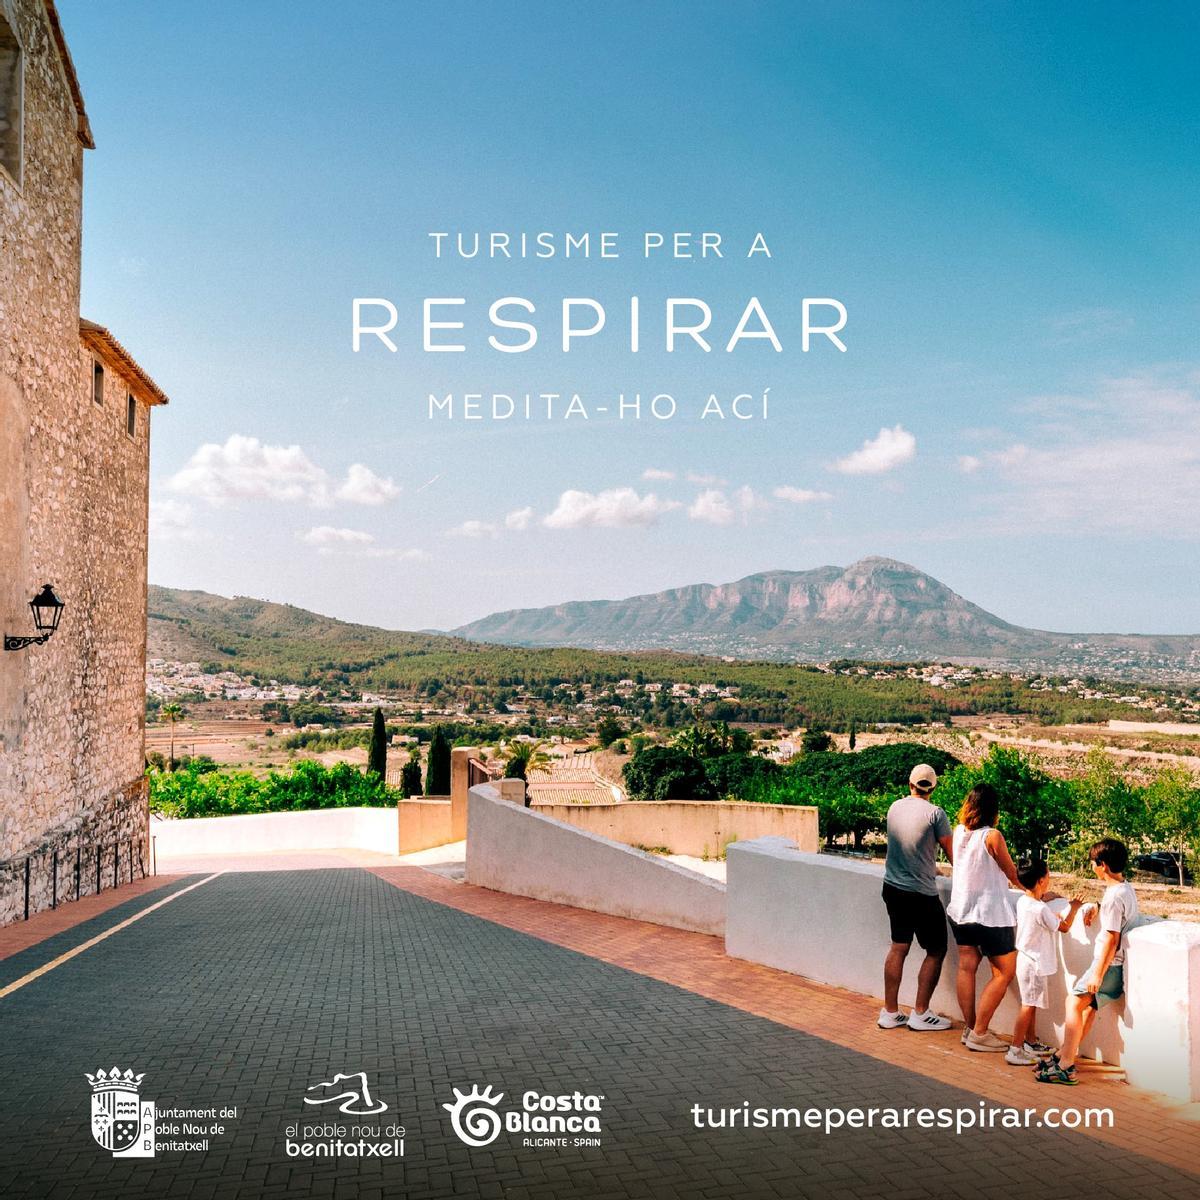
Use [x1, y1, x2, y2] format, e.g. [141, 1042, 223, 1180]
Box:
[92, 359, 104, 404]
[0, 12, 21, 185]
[126, 394, 136, 438]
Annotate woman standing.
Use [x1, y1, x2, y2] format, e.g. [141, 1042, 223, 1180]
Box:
[946, 782, 1024, 1052]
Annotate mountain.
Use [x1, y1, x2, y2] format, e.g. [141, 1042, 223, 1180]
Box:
[452, 557, 1200, 675]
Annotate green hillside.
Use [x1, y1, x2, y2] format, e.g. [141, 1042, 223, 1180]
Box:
[147, 586, 1168, 729]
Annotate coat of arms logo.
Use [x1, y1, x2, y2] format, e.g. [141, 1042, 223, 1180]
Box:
[86, 1067, 156, 1157]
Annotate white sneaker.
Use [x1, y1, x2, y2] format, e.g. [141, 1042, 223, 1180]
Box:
[965, 1029, 1010, 1053]
[1005, 1045, 1038, 1066]
[961, 1027, 971, 1045]
[907, 1010, 952, 1032]
[1024, 1040, 1057, 1060]
[878, 1008, 909, 1029]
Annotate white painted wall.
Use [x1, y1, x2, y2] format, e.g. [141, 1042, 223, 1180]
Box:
[726, 837, 1200, 1102]
[466, 784, 725, 935]
[151, 807, 399, 857]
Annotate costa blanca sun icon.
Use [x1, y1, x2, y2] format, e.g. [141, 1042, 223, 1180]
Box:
[442, 1086, 504, 1147]
[86, 1068, 156, 1157]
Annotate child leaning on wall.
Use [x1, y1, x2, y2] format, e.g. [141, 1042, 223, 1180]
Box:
[1007, 860, 1084, 1067]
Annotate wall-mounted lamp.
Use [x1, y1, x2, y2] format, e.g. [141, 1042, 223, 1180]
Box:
[4, 584, 66, 651]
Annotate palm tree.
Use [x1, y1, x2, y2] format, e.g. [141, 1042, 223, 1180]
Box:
[160, 703, 185, 769]
[503, 739, 552, 781]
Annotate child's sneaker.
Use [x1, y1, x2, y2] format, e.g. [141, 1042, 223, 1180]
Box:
[907, 1010, 952, 1032]
[965, 1029, 1009, 1053]
[1005, 1045, 1038, 1066]
[1035, 1061, 1078, 1086]
[1024, 1040, 1056, 1060]
[878, 1008, 908, 1029]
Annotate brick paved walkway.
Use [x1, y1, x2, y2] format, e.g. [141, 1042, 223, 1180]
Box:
[1, 867, 1197, 1200]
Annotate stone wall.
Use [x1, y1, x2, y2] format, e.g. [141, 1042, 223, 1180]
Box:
[0, 1, 154, 921]
[0, 777, 149, 924]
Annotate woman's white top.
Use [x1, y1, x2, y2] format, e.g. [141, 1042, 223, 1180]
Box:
[946, 824, 1015, 927]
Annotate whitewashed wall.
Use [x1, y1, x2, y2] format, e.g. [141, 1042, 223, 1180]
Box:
[466, 784, 725, 935]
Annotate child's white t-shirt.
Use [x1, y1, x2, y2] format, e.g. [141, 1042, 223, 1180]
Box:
[1096, 881, 1139, 968]
[1016, 895, 1068, 977]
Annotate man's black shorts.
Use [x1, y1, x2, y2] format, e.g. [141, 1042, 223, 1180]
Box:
[881, 882, 948, 954]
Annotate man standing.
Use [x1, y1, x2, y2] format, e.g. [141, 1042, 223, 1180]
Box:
[878, 764, 954, 1031]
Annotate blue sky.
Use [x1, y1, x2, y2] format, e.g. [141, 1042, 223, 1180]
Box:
[60, 1, 1199, 633]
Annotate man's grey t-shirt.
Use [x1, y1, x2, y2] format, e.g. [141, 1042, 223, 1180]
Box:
[883, 794, 952, 896]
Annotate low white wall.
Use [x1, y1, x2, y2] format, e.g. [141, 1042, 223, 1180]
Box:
[466, 784, 725, 935]
[152, 807, 399, 857]
[726, 837, 1200, 1102]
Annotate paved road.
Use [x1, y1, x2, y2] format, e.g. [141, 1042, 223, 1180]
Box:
[1, 869, 1196, 1199]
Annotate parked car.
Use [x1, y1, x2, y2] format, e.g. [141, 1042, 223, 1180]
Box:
[1133, 851, 1193, 884]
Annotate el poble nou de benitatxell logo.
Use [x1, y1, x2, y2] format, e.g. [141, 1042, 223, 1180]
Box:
[87, 1068, 156, 1158]
[443, 1085, 603, 1150]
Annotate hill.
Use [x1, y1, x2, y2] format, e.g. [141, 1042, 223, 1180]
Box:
[453, 557, 1200, 677]
[146, 585, 1182, 728]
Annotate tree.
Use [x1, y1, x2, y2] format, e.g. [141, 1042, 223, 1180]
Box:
[368, 708, 387, 779]
[425, 726, 452, 795]
[703, 752, 780, 800]
[801, 725, 834, 754]
[160, 703, 185, 769]
[596, 715, 623, 749]
[504, 739, 551, 781]
[848, 719, 858, 751]
[623, 745, 715, 802]
[939, 745, 1076, 862]
[400, 751, 423, 798]
[1146, 766, 1200, 886]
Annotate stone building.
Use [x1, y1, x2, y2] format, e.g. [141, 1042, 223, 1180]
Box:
[0, 0, 166, 922]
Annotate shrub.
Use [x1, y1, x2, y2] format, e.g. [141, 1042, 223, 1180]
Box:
[147, 759, 396, 818]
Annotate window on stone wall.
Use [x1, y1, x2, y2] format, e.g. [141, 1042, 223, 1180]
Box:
[92, 359, 104, 404]
[127, 394, 136, 438]
[0, 11, 21, 185]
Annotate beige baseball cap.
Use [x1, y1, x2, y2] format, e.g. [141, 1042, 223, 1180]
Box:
[909, 764, 938, 791]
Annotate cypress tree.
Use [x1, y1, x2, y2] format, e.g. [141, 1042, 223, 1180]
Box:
[848, 719, 858, 750]
[400, 753, 423, 798]
[425, 726, 452, 795]
[368, 708, 388, 779]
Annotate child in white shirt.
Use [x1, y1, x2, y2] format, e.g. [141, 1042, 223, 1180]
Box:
[1008, 859, 1083, 1066]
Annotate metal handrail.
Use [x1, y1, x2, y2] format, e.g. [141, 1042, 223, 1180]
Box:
[3, 833, 149, 922]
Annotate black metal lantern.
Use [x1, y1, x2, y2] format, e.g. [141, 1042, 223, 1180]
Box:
[5, 584, 66, 651]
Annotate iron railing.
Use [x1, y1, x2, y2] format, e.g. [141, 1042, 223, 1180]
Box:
[2, 832, 150, 923]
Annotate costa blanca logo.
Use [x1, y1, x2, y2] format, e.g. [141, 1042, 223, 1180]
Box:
[443, 1086, 505, 1147]
[442, 1085, 603, 1150]
[86, 1068, 156, 1158]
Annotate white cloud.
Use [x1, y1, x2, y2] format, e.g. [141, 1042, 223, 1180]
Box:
[642, 468, 676, 481]
[981, 369, 1200, 535]
[504, 506, 535, 531]
[543, 488, 680, 529]
[149, 499, 200, 541]
[298, 525, 427, 560]
[688, 486, 767, 525]
[686, 471, 727, 486]
[300, 525, 375, 548]
[169, 434, 398, 507]
[957, 455, 982, 474]
[834, 425, 917, 475]
[688, 489, 735, 525]
[335, 463, 400, 505]
[448, 519, 498, 539]
[773, 485, 833, 504]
